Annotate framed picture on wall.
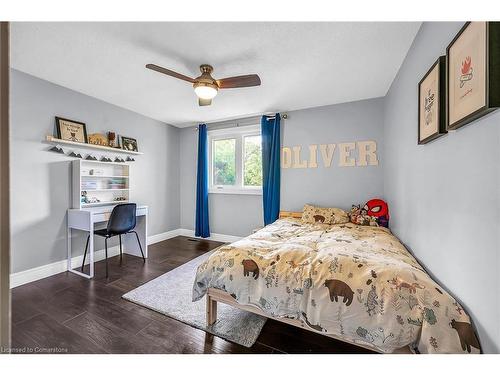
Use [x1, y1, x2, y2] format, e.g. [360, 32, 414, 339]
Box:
[120, 136, 138, 152]
[418, 56, 447, 144]
[55, 117, 88, 143]
[446, 22, 500, 130]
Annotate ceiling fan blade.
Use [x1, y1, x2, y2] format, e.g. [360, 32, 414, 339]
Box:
[198, 98, 212, 106]
[217, 74, 261, 89]
[146, 64, 195, 83]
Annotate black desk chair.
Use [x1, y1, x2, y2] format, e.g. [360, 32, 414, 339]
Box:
[81, 203, 145, 278]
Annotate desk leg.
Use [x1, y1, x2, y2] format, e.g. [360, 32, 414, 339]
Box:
[67, 227, 93, 279]
[89, 225, 94, 278]
[67, 226, 72, 271]
[123, 215, 147, 259]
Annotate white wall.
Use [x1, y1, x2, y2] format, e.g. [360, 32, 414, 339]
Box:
[180, 98, 385, 236]
[383, 22, 500, 353]
[10, 69, 180, 273]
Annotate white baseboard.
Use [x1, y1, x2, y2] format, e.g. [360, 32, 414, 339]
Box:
[147, 229, 183, 245]
[177, 229, 242, 243]
[10, 245, 121, 288]
[10, 228, 241, 288]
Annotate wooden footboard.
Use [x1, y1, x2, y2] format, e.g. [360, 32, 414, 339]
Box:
[205, 288, 412, 354]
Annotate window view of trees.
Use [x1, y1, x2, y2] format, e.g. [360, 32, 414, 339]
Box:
[211, 128, 262, 190]
[243, 135, 262, 186]
[213, 138, 236, 185]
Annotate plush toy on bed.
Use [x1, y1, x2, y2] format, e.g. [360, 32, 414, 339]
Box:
[349, 198, 389, 228]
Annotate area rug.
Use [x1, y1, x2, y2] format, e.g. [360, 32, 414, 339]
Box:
[122, 248, 267, 348]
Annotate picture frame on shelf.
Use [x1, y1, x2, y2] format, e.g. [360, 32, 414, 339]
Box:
[418, 56, 447, 144]
[121, 136, 138, 152]
[446, 22, 500, 130]
[55, 116, 88, 143]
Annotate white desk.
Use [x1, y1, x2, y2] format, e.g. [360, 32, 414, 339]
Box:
[67, 204, 148, 279]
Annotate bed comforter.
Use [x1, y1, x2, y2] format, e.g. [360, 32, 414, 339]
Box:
[192, 218, 480, 353]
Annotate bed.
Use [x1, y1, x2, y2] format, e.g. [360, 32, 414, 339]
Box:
[192, 211, 480, 354]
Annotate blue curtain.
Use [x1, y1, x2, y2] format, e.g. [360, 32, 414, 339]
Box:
[261, 114, 281, 226]
[195, 124, 210, 238]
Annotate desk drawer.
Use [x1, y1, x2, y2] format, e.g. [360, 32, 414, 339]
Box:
[92, 209, 146, 223]
[92, 212, 111, 223]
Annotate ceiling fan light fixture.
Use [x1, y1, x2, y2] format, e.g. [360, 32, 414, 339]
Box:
[146, 63, 261, 106]
[194, 84, 218, 100]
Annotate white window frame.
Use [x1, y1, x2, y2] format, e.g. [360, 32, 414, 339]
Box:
[208, 124, 262, 195]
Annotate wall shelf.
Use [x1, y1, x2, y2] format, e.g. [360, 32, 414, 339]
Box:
[45, 135, 143, 155]
[81, 200, 129, 208]
[82, 175, 129, 179]
[82, 188, 129, 192]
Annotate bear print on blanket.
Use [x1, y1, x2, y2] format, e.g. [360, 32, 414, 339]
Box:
[450, 319, 480, 353]
[242, 259, 259, 280]
[313, 214, 326, 223]
[324, 279, 354, 306]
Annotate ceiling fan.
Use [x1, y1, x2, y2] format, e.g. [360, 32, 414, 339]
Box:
[146, 63, 261, 106]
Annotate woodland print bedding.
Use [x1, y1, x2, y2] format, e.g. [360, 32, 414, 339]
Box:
[192, 219, 480, 354]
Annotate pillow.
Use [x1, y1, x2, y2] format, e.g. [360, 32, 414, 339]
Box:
[301, 204, 349, 225]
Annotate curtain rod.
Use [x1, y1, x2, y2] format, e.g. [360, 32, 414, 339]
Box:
[265, 113, 288, 120]
[194, 113, 287, 131]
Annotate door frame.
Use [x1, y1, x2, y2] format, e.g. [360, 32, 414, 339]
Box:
[0, 21, 10, 352]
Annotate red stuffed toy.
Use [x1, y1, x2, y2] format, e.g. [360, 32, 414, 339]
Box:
[363, 199, 389, 227]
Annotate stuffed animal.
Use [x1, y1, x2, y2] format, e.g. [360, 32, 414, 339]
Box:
[364, 199, 389, 227]
[349, 199, 389, 228]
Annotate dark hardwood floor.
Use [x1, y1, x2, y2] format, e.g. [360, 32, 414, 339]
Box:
[11, 236, 373, 354]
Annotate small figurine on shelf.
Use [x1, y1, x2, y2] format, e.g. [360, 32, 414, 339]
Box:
[87, 196, 100, 204]
[89, 168, 104, 176]
[88, 133, 108, 146]
[81, 191, 89, 204]
[108, 132, 117, 148]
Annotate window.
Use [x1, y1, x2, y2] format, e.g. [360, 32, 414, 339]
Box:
[209, 125, 262, 194]
[213, 138, 236, 185]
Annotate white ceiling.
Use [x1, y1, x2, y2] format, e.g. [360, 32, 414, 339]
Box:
[11, 22, 420, 127]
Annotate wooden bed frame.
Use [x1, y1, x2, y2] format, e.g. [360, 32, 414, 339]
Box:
[205, 211, 412, 354]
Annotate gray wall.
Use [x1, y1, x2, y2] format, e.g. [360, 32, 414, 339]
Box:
[383, 22, 500, 353]
[10, 69, 180, 273]
[180, 98, 384, 236]
[281, 98, 384, 211]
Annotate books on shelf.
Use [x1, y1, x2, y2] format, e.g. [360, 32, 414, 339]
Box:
[81, 178, 127, 190]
